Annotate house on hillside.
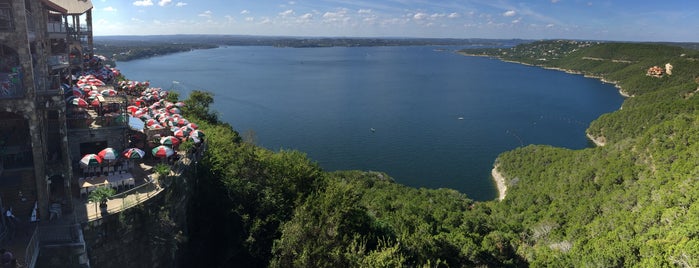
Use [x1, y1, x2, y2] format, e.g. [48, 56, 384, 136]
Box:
[646, 65, 664, 77]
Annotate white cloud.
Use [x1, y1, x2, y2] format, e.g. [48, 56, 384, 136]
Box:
[259, 18, 272, 24]
[512, 18, 521, 24]
[288, 1, 296, 4]
[546, 23, 555, 27]
[358, 9, 372, 14]
[133, 0, 153, 6]
[413, 12, 428, 20]
[430, 13, 446, 19]
[245, 17, 254, 22]
[199, 10, 212, 18]
[175, 2, 187, 7]
[241, 10, 250, 15]
[447, 12, 460, 19]
[279, 9, 294, 17]
[300, 13, 313, 20]
[158, 0, 171, 6]
[102, 6, 117, 12]
[503, 10, 517, 17]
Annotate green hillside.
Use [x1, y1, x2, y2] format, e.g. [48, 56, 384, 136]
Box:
[179, 41, 699, 267]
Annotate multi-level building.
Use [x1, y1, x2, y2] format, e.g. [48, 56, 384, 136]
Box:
[0, 0, 97, 225]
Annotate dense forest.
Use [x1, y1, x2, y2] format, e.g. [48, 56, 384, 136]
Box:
[167, 40, 699, 267]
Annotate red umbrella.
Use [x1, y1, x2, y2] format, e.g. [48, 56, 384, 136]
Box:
[70, 97, 88, 108]
[174, 128, 191, 138]
[151, 145, 174, 158]
[127, 105, 140, 114]
[186, 122, 199, 130]
[79, 153, 103, 167]
[90, 98, 101, 108]
[122, 148, 145, 159]
[97, 147, 118, 161]
[189, 129, 205, 139]
[149, 124, 164, 130]
[101, 89, 117, 96]
[160, 136, 180, 146]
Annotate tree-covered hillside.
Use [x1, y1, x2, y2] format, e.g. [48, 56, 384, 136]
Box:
[177, 40, 699, 267]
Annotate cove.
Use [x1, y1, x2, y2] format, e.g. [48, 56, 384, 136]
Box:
[115, 45, 624, 201]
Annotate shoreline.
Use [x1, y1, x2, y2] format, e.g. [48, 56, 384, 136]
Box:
[457, 52, 633, 98]
[586, 133, 606, 147]
[491, 165, 507, 201]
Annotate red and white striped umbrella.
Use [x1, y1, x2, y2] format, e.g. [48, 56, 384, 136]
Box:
[127, 105, 140, 114]
[90, 99, 101, 108]
[173, 128, 191, 138]
[151, 145, 174, 158]
[160, 136, 180, 146]
[148, 124, 164, 130]
[70, 97, 88, 108]
[122, 148, 145, 159]
[79, 153, 103, 167]
[189, 129, 205, 139]
[97, 147, 119, 161]
[101, 89, 117, 96]
[186, 122, 199, 130]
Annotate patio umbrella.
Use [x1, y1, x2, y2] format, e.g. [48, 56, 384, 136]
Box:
[71, 87, 85, 97]
[97, 147, 119, 161]
[174, 128, 191, 138]
[79, 153, 103, 167]
[90, 99, 101, 108]
[127, 105, 140, 114]
[70, 97, 88, 108]
[175, 118, 189, 127]
[151, 145, 174, 158]
[122, 148, 145, 159]
[188, 136, 202, 144]
[169, 107, 181, 114]
[148, 124, 164, 130]
[189, 129, 205, 139]
[174, 101, 186, 107]
[160, 136, 180, 146]
[101, 89, 117, 96]
[186, 122, 199, 130]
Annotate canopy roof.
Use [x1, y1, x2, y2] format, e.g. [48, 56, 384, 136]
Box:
[43, 0, 93, 15]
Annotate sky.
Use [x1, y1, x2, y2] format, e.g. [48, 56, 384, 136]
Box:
[92, 0, 698, 42]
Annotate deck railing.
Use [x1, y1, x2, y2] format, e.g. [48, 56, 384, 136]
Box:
[24, 227, 39, 268]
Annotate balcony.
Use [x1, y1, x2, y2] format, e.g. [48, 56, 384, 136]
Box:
[47, 21, 67, 39]
[48, 54, 69, 70]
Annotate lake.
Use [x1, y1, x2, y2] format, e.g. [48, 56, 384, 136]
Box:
[116, 46, 624, 200]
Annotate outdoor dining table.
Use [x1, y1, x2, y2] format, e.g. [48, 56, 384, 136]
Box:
[79, 173, 135, 192]
[79, 176, 109, 189]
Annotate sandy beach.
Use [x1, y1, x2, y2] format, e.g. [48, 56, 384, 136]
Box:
[491, 165, 507, 201]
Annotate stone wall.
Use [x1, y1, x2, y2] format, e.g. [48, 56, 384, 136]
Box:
[81, 171, 191, 268]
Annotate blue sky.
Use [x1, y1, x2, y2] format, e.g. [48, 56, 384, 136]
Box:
[92, 0, 698, 42]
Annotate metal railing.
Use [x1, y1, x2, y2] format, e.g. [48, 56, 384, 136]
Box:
[66, 116, 128, 130]
[48, 54, 69, 68]
[85, 179, 162, 222]
[25, 227, 39, 268]
[47, 22, 66, 33]
[83, 142, 206, 222]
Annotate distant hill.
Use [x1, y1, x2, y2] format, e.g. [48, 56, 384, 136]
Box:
[94, 35, 532, 63]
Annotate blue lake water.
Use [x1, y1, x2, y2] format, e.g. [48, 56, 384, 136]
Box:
[116, 46, 624, 200]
